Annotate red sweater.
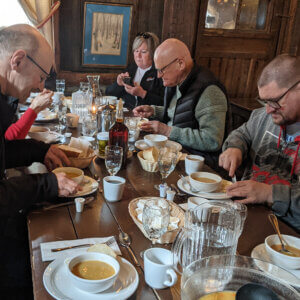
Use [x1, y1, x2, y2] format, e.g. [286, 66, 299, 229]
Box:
[5, 108, 37, 140]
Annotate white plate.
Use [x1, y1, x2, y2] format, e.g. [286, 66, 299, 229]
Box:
[79, 136, 95, 142]
[251, 243, 300, 288]
[70, 176, 98, 197]
[135, 139, 182, 151]
[36, 110, 58, 123]
[177, 176, 232, 200]
[43, 256, 139, 300]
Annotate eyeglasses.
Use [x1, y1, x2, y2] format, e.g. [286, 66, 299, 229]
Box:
[27, 55, 51, 82]
[136, 32, 151, 39]
[156, 58, 178, 76]
[257, 80, 300, 109]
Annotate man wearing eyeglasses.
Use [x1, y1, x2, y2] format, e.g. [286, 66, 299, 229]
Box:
[0, 24, 80, 297]
[219, 54, 300, 231]
[133, 38, 230, 169]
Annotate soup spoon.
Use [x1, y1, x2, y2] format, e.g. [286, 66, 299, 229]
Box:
[268, 213, 294, 256]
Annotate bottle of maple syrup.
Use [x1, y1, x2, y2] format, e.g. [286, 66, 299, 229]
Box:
[108, 99, 128, 167]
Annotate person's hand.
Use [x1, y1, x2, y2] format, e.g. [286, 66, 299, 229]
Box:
[226, 180, 273, 205]
[116, 72, 129, 86]
[55, 172, 82, 197]
[140, 120, 171, 136]
[124, 82, 147, 98]
[133, 105, 154, 118]
[30, 89, 54, 114]
[219, 148, 243, 177]
[44, 145, 71, 171]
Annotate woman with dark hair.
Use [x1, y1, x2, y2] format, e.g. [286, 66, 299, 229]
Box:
[105, 32, 164, 109]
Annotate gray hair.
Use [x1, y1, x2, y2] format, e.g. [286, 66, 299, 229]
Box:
[0, 24, 39, 58]
[258, 54, 300, 89]
[132, 32, 159, 59]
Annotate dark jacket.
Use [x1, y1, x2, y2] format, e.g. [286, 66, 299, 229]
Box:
[105, 63, 164, 110]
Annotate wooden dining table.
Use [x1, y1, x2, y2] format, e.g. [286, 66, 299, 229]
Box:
[27, 125, 300, 300]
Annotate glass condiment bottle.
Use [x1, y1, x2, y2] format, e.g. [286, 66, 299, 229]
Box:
[109, 100, 128, 167]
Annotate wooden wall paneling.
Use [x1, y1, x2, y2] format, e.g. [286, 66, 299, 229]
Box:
[198, 57, 209, 68]
[237, 59, 250, 98]
[230, 58, 242, 98]
[210, 58, 221, 80]
[219, 58, 228, 87]
[244, 58, 256, 98]
[161, 0, 200, 53]
[223, 58, 235, 97]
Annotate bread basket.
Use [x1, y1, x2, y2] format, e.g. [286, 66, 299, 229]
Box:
[69, 148, 96, 169]
[128, 197, 184, 244]
[137, 151, 158, 172]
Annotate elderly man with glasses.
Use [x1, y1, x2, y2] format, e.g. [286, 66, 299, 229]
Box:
[219, 54, 300, 231]
[133, 38, 230, 169]
[0, 24, 80, 297]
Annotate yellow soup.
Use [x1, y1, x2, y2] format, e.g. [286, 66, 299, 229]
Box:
[194, 177, 216, 183]
[271, 244, 300, 257]
[65, 172, 80, 179]
[72, 260, 115, 280]
[199, 291, 236, 300]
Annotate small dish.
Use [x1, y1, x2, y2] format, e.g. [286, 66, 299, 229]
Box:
[28, 126, 50, 141]
[144, 134, 168, 148]
[189, 172, 222, 193]
[52, 167, 84, 184]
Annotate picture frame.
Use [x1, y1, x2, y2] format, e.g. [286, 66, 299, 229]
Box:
[82, 2, 132, 68]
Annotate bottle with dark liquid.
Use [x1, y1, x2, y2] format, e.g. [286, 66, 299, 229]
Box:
[109, 99, 128, 167]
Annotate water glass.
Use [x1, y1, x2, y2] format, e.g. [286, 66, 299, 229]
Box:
[56, 79, 65, 93]
[81, 115, 97, 137]
[142, 199, 170, 244]
[158, 147, 179, 183]
[105, 146, 123, 176]
[79, 82, 90, 93]
[125, 117, 140, 151]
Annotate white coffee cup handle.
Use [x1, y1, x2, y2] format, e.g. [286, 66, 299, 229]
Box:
[163, 268, 177, 287]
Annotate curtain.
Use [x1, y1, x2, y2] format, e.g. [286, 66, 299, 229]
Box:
[18, 0, 60, 49]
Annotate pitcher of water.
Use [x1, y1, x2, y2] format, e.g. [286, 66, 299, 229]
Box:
[172, 201, 246, 273]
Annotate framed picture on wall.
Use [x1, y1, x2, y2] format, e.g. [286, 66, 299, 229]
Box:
[82, 2, 132, 68]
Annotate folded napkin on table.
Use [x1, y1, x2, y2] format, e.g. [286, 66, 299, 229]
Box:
[40, 236, 121, 262]
[69, 137, 91, 157]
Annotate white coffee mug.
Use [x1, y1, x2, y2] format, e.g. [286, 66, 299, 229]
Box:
[144, 248, 177, 289]
[185, 155, 204, 175]
[103, 176, 126, 202]
[66, 113, 79, 128]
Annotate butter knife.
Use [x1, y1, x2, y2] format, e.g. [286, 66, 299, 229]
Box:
[43, 196, 94, 211]
[51, 243, 93, 252]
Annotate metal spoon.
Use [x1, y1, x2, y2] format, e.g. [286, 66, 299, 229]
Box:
[118, 231, 141, 267]
[179, 175, 200, 193]
[268, 214, 294, 256]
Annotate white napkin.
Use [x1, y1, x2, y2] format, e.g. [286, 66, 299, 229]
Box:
[69, 137, 91, 157]
[26, 131, 61, 143]
[40, 236, 121, 262]
[179, 203, 188, 211]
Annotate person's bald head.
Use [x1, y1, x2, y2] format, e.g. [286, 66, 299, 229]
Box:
[154, 38, 193, 87]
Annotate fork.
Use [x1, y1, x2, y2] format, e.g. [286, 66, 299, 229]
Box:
[179, 175, 200, 193]
[50, 237, 115, 252]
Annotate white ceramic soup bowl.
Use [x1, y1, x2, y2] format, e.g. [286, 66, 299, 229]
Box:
[28, 126, 50, 141]
[189, 172, 222, 193]
[65, 252, 120, 293]
[52, 167, 84, 184]
[265, 234, 300, 270]
[144, 134, 168, 148]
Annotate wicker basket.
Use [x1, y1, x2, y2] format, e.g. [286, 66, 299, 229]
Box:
[68, 149, 96, 169]
[137, 151, 158, 172]
[128, 197, 185, 244]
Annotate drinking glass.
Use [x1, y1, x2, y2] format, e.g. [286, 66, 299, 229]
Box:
[79, 82, 90, 93]
[56, 79, 65, 94]
[105, 145, 123, 176]
[125, 117, 140, 151]
[157, 147, 179, 184]
[81, 115, 97, 137]
[142, 199, 170, 245]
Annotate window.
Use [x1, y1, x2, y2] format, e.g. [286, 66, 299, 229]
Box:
[0, 0, 32, 28]
[205, 0, 269, 30]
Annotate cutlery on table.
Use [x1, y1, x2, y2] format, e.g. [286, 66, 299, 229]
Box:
[170, 183, 186, 196]
[118, 231, 141, 267]
[51, 237, 115, 252]
[179, 174, 200, 193]
[43, 196, 95, 211]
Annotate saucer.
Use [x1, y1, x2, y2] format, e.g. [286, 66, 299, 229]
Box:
[251, 243, 300, 288]
[177, 176, 232, 200]
[43, 256, 139, 299]
[71, 176, 98, 197]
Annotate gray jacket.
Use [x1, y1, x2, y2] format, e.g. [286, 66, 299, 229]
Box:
[223, 107, 300, 231]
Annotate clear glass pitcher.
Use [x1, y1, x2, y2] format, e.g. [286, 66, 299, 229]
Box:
[172, 201, 247, 273]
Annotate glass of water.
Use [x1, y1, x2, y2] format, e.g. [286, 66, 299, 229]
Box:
[105, 145, 123, 176]
[81, 115, 97, 137]
[125, 117, 140, 151]
[157, 147, 179, 184]
[142, 199, 170, 244]
[56, 79, 65, 94]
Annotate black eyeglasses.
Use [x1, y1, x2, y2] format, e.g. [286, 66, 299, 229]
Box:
[156, 58, 178, 76]
[136, 32, 151, 39]
[257, 80, 300, 109]
[27, 55, 51, 81]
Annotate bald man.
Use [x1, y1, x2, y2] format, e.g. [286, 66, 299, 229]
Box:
[0, 24, 79, 296]
[219, 54, 300, 231]
[133, 38, 230, 168]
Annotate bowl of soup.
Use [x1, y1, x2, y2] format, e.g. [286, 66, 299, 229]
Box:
[189, 172, 222, 193]
[52, 167, 84, 184]
[28, 126, 50, 141]
[144, 134, 168, 148]
[65, 252, 120, 293]
[265, 234, 300, 270]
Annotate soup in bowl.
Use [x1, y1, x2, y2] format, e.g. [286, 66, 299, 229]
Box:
[28, 126, 50, 141]
[189, 172, 222, 193]
[52, 167, 84, 184]
[65, 252, 120, 293]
